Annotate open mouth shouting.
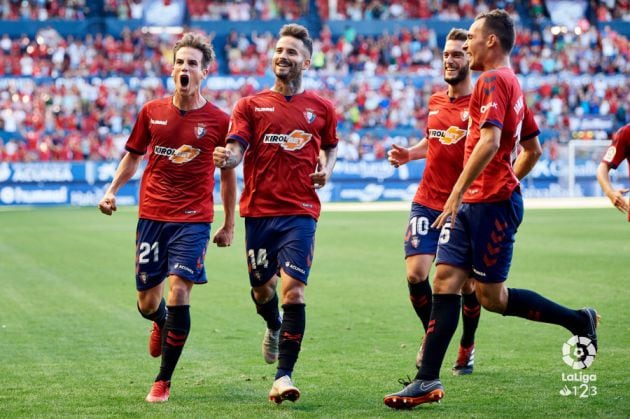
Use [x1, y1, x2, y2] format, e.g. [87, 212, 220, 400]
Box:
[180, 74, 190, 88]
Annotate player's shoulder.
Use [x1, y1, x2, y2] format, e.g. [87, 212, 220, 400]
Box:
[615, 123, 630, 141]
[429, 90, 448, 104]
[234, 89, 273, 107]
[479, 67, 517, 84]
[302, 90, 336, 110]
[202, 100, 229, 120]
[142, 96, 171, 110]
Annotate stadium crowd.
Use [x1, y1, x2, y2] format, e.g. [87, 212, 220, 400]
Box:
[1, 0, 627, 21]
[0, 0, 628, 162]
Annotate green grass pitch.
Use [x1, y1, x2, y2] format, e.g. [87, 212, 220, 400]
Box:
[0, 206, 628, 417]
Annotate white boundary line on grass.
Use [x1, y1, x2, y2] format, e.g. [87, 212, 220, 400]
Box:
[322, 197, 611, 212]
[0, 197, 611, 212]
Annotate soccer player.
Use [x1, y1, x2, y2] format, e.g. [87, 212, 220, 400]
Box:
[387, 28, 480, 375]
[384, 10, 599, 409]
[213, 24, 338, 404]
[98, 33, 236, 403]
[597, 123, 630, 217]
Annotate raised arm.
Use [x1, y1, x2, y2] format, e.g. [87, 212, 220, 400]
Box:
[513, 136, 542, 180]
[213, 167, 237, 246]
[310, 146, 338, 189]
[388, 138, 429, 167]
[98, 152, 143, 215]
[597, 162, 629, 214]
[433, 125, 500, 228]
[213, 141, 244, 169]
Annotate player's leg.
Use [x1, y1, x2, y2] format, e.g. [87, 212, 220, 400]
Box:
[146, 222, 210, 403]
[137, 285, 167, 358]
[268, 271, 304, 404]
[268, 216, 316, 404]
[135, 219, 169, 358]
[406, 254, 434, 329]
[477, 282, 598, 349]
[384, 205, 472, 409]
[253, 278, 282, 364]
[384, 263, 467, 409]
[452, 277, 479, 375]
[404, 205, 441, 331]
[245, 217, 283, 364]
[405, 205, 442, 368]
[471, 191, 598, 349]
[406, 254, 434, 368]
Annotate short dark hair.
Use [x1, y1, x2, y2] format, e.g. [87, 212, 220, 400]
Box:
[279, 23, 313, 57]
[173, 33, 215, 69]
[475, 9, 515, 54]
[446, 28, 468, 42]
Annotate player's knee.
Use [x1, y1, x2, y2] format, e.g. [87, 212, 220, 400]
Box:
[461, 279, 476, 295]
[476, 289, 506, 313]
[281, 286, 304, 305]
[252, 282, 276, 303]
[407, 270, 429, 284]
[137, 291, 162, 314]
[168, 282, 191, 305]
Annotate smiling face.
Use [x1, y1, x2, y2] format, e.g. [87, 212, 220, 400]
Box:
[463, 18, 487, 71]
[443, 39, 469, 86]
[171, 47, 208, 97]
[272, 36, 311, 81]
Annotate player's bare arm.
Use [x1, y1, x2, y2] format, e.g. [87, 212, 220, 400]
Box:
[388, 139, 428, 168]
[98, 152, 143, 216]
[596, 162, 630, 213]
[433, 125, 501, 229]
[213, 141, 244, 169]
[310, 146, 338, 189]
[213, 166, 237, 247]
[513, 136, 542, 180]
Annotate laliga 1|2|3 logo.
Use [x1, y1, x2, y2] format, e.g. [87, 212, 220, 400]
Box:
[558, 335, 597, 398]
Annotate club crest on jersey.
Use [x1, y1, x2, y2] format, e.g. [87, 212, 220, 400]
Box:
[460, 110, 469, 121]
[263, 130, 313, 151]
[304, 109, 316, 124]
[195, 124, 206, 139]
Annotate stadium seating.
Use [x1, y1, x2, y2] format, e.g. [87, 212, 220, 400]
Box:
[0, 0, 628, 162]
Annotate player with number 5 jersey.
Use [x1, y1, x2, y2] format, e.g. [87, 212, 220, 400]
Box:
[385, 10, 599, 410]
[387, 28, 481, 376]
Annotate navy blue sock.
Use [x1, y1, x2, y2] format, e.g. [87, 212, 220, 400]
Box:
[460, 291, 480, 348]
[416, 294, 460, 381]
[504, 288, 584, 333]
[252, 290, 282, 331]
[408, 278, 432, 331]
[138, 298, 166, 328]
[156, 305, 190, 382]
[275, 303, 305, 380]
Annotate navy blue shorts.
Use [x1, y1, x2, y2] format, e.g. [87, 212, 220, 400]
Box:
[404, 203, 442, 258]
[436, 190, 524, 283]
[244, 216, 316, 286]
[135, 219, 211, 291]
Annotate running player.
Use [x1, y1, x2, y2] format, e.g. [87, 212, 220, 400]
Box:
[597, 123, 630, 218]
[98, 33, 236, 403]
[213, 23, 338, 404]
